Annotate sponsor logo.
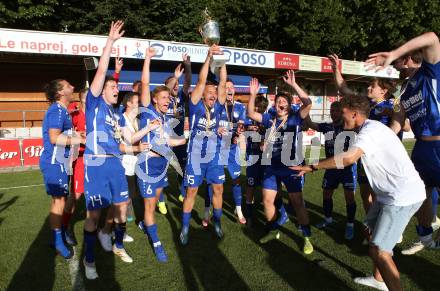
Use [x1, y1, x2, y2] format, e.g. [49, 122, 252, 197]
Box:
[225, 49, 267, 66]
[150, 43, 165, 57]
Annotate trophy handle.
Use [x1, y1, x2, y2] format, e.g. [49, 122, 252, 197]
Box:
[198, 26, 204, 38]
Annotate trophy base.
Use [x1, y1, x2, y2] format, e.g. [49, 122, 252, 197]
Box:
[210, 54, 228, 74]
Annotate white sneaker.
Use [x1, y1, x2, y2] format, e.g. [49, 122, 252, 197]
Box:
[98, 230, 112, 252]
[112, 245, 133, 263]
[401, 241, 424, 255]
[432, 216, 440, 231]
[83, 258, 99, 280]
[112, 231, 134, 243]
[123, 233, 134, 243]
[354, 276, 388, 291]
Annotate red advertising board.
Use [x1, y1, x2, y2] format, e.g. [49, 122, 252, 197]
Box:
[0, 139, 21, 167]
[321, 57, 341, 73]
[274, 53, 299, 70]
[22, 138, 43, 166]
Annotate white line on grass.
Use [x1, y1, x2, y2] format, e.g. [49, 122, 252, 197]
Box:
[0, 184, 44, 190]
[68, 246, 86, 291]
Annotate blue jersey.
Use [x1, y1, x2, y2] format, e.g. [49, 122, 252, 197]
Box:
[85, 90, 122, 156]
[317, 122, 353, 158]
[166, 90, 187, 137]
[261, 110, 302, 167]
[40, 103, 73, 164]
[401, 61, 440, 137]
[369, 99, 393, 126]
[187, 99, 222, 155]
[218, 101, 247, 134]
[244, 117, 265, 157]
[138, 104, 172, 158]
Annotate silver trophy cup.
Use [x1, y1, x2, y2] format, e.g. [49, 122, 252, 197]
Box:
[200, 16, 227, 73]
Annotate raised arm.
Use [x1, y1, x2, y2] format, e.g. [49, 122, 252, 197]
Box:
[90, 21, 125, 97]
[247, 78, 263, 123]
[113, 55, 123, 83]
[366, 32, 440, 70]
[140, 47, 156, 107]
[166, 63, 184, 92]
[328, 54, 356, 97]
[217, 63, 227, 105]
[282, 70, 312, 119]
[303, 115, 319, 131]
[191, 45, 221, 104]
[182, 54, 192, 96]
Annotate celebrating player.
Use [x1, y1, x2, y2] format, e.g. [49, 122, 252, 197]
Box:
[205, 78, 247, 225]
[329, 54, 397, 217]
[366, 32, 440, 255]
[304, 101, 357, 240]
[129, 47, 186, 261]
[82, 21, 132, 280]
[40, 79, 84, 259]
[247, 72, 314, 255]
[180, 45, 227, 245]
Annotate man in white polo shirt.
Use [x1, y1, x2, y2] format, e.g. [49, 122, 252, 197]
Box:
[292, 94, 426, 291]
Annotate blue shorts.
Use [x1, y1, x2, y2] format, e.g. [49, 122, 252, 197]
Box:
[137, 156, 169, 199]
[184, 153, 225, 187]
[365, 200, 423, 254]
[226, 146, 242, 180]
[357, 161, 368, 184]
[40, 162, 69, 196]
[411, 139, 440, 188]
[84, 156, 129, 210]
[263, 166, 304, 193]
[322, 164, 357, 191]
[247, 163, 265, 187]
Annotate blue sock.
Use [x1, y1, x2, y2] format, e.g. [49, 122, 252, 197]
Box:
[84, 230, 97, 263]
[213, 208, 222, 224]
[346, 202, 356, 223]
[300, 224, 312, 237]
[245, 202, 254, 219]
[432, 188, 439, 218]
[146, 224, 160, 244]
[53, 229, 70, 257]
[416, 225, 433, 237]
[114, 223, 126, 249]
[323, 198, 333, 219]
[158, 192, 165, 203]
[205, 185, 213, 208]
[232, 184, 242, 207]
[275, 198, 287, 217]
[182, 211, 191, 232]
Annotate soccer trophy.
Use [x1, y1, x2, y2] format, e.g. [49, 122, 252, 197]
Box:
[199, 8, 227, 73]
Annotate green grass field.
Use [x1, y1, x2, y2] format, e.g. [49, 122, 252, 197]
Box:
[0, 141, 439, 290]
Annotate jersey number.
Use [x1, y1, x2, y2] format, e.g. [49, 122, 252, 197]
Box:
[89, 195, 103, 208]
[186, 175, 195, 185]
